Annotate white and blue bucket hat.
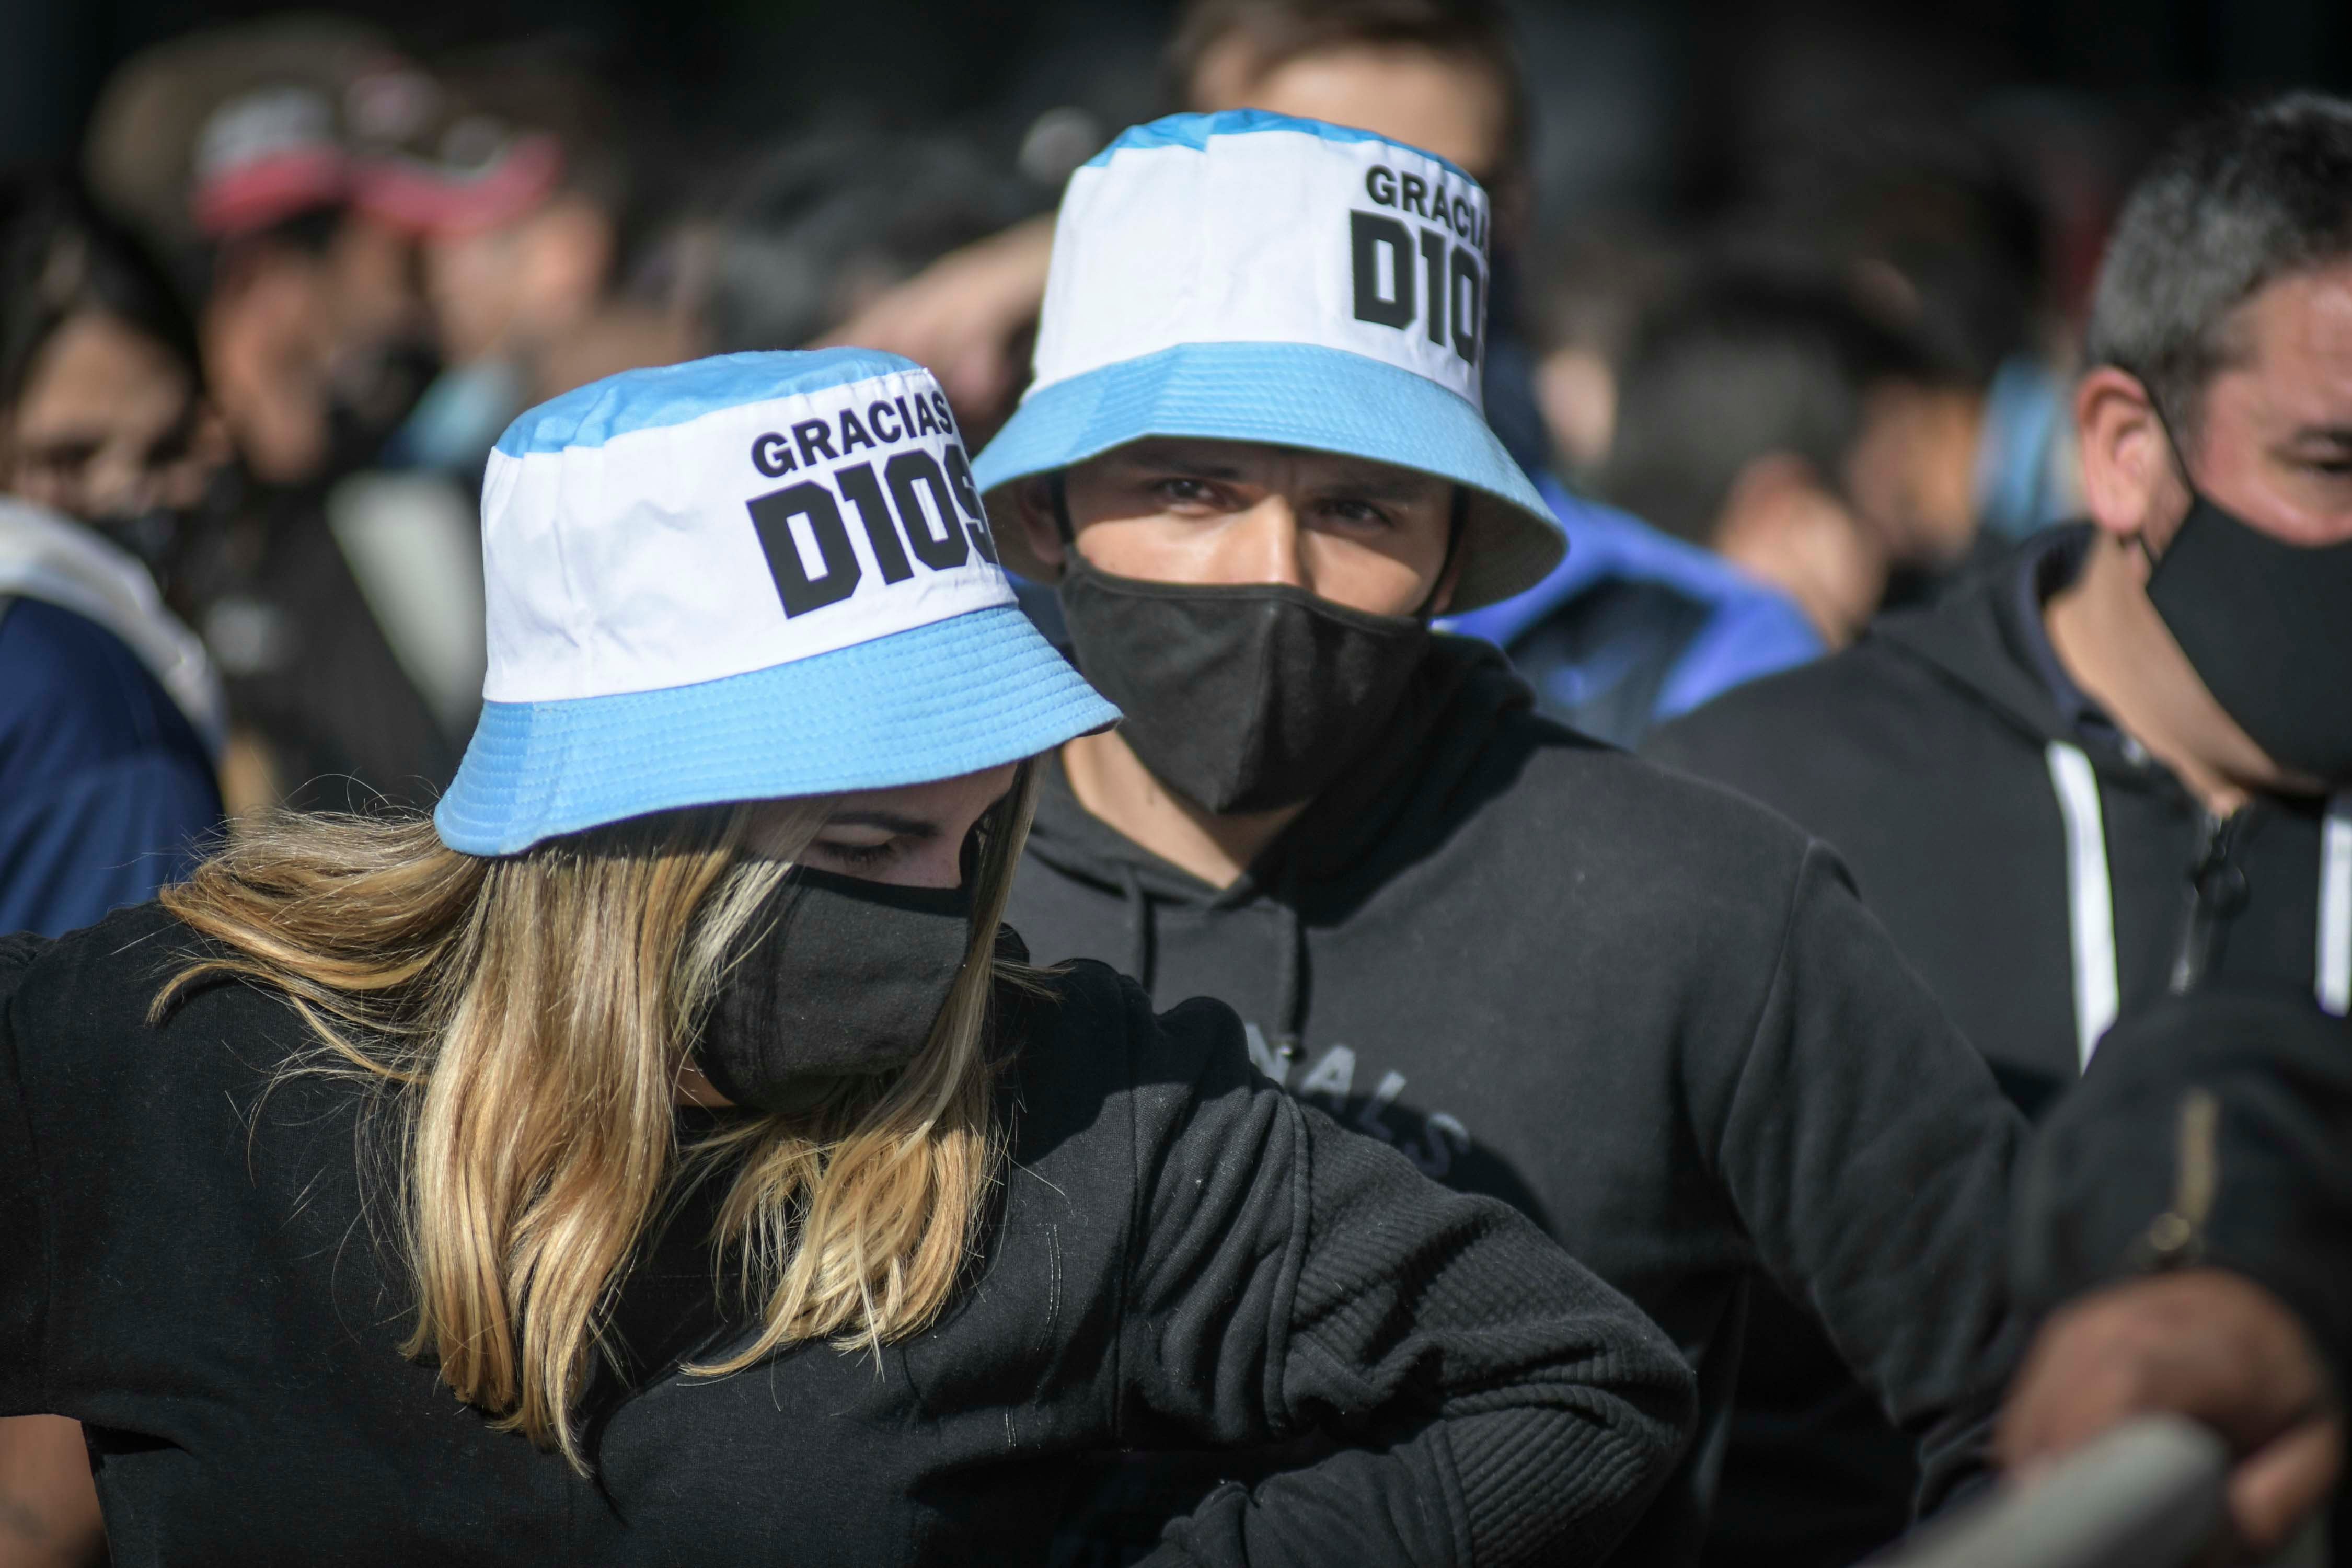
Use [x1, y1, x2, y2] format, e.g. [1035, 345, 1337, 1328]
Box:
[435, 348, 1120, 856]
[973, 110, 1563, 612]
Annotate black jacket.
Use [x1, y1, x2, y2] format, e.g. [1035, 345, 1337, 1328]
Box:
[1006, 635, 2031, 1567]
[1644, 527, 2352, 1566]
[0, 905, 1692, 1567]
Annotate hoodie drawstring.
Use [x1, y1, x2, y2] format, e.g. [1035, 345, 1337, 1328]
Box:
[2322, 793, 2351, 1015]
[2047, 742, 2352, 1051]
[1118, 864, 1155, 993]
[1272, 870, 1308, 1058]
[2046, 742, 2120, 1066]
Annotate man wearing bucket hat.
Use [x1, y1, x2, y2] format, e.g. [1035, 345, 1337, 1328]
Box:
[974, 111, 2032, 1563]
[0, 348, 1693, 1564]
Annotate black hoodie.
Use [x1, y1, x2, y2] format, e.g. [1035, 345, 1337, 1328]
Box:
[1644, 526, 2352, 1566]
[0, 905, 1691, 1567]
[1006, 634, 2032, 1567]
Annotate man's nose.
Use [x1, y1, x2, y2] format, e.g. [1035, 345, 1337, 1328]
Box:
[1216, 494, 1311, 591]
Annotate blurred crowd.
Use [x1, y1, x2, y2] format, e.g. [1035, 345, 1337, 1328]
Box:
[1, 2, 2346, 1566]
[0, 3, 2144, 881]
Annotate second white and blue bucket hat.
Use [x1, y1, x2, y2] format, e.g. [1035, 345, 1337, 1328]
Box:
[973, 109, 1564, 611]
[435, 348, 1119, 856]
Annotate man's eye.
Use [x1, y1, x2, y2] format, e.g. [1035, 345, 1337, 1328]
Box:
[1321, 499, 1391, 527]
[1155, 478, 1219, 505]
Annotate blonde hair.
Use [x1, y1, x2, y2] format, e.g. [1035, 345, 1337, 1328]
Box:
[154, 764, 1037, 1470]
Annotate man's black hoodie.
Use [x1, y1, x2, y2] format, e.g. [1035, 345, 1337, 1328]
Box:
[1007, 633, 2032, 1566]
[1650, 526, 2350, 1106]
[1644, 525, 2352, 1566]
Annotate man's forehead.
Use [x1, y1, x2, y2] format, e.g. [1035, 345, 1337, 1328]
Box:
[2223, 263, 2352, 417]
[1105, 437, 1446, 492]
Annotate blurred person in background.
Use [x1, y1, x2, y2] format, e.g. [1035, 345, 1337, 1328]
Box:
[975, 110, 2031, 1568]
[83, 19, 486, 817]
[382, 49, 688, 483]
[1600, 269, 1969, 651]
[1648, 92, 2352, 1564]
[2003, 988, 2346, 1562]
[0, 172, 229, 1568]
[1732, 127, 2079, 570]
[689, 132, 1040, 425]
[85, 16, 438, 487]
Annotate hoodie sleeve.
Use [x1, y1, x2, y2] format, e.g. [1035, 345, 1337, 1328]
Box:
[1697, 843, 2031, 1518]
[2013, 988, 2352, 1389]
[0, 930, 52, 1413]
[1115, 989, 1696, 1568]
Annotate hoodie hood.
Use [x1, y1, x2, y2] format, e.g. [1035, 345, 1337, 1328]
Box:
[1868, 525, 2103, 760]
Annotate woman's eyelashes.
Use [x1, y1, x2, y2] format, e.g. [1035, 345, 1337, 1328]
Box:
[809, 838, 901, 870]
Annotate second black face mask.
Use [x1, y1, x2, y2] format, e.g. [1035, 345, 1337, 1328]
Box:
[695, 866, 975, 1111]
[1056, 557, 1431, 815]
[2146, 491, 2352, 781]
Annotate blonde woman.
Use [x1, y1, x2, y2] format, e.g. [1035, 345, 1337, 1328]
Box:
[0, 351, 1691, 1566]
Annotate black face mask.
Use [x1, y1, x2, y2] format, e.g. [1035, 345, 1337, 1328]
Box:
[1056, 552, 1433, 815]
[694, 866, 975, 1112]
[2145, 490, 2352, 781]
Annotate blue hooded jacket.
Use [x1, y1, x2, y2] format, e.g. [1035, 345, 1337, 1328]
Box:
[1444, 478, 1823, 746]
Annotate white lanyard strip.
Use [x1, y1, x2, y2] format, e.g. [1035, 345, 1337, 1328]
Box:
[2320, 792, 2351, 1017]
[2046, 742, 2122, 1069]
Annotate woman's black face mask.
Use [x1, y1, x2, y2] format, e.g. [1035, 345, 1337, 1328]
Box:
[1047, 478, 1450, 816]
[694, 866, 975, 1111]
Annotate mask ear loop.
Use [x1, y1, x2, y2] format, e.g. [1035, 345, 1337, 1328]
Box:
[2132, 374, 2202, 574]
[1046, 472, 1077, 549]
[1413, 486, 1470, 620]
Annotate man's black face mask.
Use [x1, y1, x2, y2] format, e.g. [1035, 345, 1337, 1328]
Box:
[1047, 479, 1451, 816]
[695, 866, 975, 1111]
[2143, 481, 2352, 783]
[1057, 558, 1432, 814]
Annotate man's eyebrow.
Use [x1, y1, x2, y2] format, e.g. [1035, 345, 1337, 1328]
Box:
[820, 810, 939, 837]
[1115, 446, 1247, 479]
[1317, 470, 1443, 502]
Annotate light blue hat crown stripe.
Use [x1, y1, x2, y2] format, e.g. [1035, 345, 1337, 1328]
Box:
[493, 346, 927, 457]
[1081, 108, 1480, 189]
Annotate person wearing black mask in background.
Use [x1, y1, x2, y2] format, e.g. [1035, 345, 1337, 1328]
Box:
[972, 111, 2032, 1567]
[1645, 93, 2352, 1565]
[0, 171, 230, 1568]
[83, 20, 471, 820]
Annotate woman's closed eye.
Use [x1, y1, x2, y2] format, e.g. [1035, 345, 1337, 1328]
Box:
[806, 835, 906, 871]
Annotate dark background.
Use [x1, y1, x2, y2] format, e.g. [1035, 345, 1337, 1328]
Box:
[7, 0, 2347, 237]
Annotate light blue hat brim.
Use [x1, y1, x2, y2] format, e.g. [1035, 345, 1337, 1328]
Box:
[434, 604, 1118, 856]
[972, 341, 1564, 610]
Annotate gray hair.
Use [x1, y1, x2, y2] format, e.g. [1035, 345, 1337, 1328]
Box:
[2086, 93, 2352, 436]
